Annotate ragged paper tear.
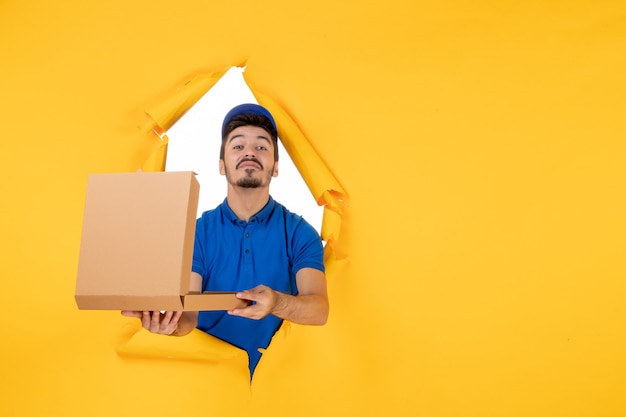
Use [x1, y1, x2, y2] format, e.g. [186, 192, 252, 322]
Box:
[141, 134, 169, 172]
[115, 320, 249, 365]
[144, 67, 229, 134]
[247, 86, 348, 254]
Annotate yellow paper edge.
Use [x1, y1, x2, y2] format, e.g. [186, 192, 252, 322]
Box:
[115, 320, 248, 363]
[144, 67, 229, 133]
[244, 77, 348, 256]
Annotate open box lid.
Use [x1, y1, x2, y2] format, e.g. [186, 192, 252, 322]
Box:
[75, 171, 200, 311]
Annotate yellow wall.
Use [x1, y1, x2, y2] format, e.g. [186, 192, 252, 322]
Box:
[1, 1, 625, 416]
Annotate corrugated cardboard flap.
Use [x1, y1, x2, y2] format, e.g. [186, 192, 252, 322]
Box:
[183, 292, 250, 311]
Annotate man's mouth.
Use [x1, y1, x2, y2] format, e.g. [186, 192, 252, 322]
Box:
[237, 159, 262, 169]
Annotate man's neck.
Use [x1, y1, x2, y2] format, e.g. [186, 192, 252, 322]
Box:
[226, 185, 270, 222]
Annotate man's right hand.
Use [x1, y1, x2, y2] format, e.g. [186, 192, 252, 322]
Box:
[121, 310, 184, 335]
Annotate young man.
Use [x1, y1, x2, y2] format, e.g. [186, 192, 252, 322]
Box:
[123, 103, 329, 376]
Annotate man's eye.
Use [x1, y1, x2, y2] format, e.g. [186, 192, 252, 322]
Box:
[233, 145, 243, 149]
[256, 146, 267, 151]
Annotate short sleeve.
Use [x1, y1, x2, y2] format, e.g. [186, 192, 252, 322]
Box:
[291, 219, 325, 274]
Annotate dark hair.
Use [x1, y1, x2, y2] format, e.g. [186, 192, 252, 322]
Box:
[220, 113, 279, 161]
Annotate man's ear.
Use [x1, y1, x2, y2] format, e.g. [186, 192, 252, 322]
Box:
[272, 160, 279, 177]
[219, 159, 225, 176]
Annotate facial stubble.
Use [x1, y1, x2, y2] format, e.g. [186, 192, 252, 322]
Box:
[225, 164, 275, 189]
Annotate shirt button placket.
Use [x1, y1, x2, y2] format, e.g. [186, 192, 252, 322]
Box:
[243, 226, 252, 265]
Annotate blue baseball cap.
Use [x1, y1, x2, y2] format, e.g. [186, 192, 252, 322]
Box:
[221, 103, 277, 138]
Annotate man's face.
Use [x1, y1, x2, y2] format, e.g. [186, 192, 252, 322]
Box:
[219, 125, 278, 189]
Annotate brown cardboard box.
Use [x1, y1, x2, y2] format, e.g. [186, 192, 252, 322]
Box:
[75, 171, 247, 311]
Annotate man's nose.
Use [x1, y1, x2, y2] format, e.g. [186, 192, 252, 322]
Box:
[243, 146, 256, 157]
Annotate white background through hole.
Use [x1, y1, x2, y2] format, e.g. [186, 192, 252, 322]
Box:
[164, 67, 323, 234]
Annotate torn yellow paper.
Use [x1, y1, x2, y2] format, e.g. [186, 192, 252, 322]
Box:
[144, 67, 229, 133]
[247, 85, 348, 252]
[321, 206, 344, 258]
[141, 134, 169, 172]
[248, 89, 347, 205]
[115, 321, 249, 364]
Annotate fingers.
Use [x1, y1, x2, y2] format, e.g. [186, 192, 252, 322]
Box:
[161, 311, 182, 334]
[150, 310, 163, 332]
[172, 310, 184, 323]
[236, 284, 268, 302]
[124, 311, 181, 335]
[142, 311, 152, 329]
[230, 285, 275, 320]
[228, 305, 260, 319]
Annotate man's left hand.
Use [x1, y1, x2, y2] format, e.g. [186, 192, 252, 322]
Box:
[229, 285, 281, 320]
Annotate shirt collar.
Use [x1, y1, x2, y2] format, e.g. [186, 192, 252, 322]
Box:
[220, 196, 275, 225]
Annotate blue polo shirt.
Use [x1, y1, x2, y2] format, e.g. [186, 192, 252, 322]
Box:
[192, 196, 325, 376]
